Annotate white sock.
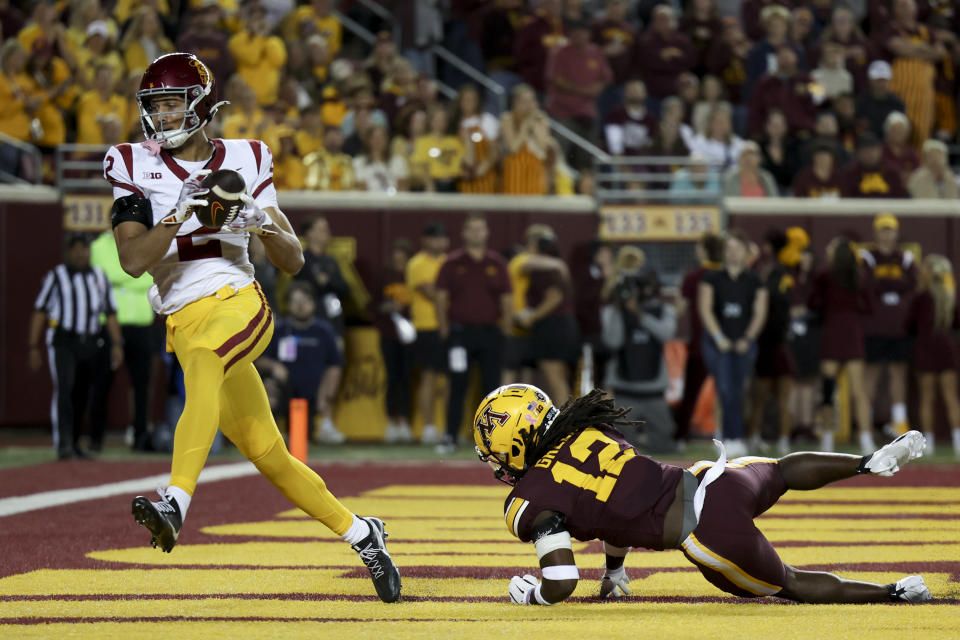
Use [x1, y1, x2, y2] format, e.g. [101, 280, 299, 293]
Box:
[321, 417, 336, 432]
[342, 514, 371, 545]
[891, 403, 907, 425]
[165, 485, 191, 520]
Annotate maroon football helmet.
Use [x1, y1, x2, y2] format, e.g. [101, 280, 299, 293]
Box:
[136, 53, 227, 149]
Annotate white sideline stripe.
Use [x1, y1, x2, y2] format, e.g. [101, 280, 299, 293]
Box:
[0, 462, 258, 518]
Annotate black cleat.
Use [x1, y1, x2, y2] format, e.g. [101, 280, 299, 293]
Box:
[132, 493, 182, 553]
[352, 516, 402, 603]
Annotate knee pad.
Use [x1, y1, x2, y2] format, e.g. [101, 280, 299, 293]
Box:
[820, 377, 836, 407]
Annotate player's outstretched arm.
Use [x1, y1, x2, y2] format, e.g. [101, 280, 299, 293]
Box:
[254, 206, 304, 275]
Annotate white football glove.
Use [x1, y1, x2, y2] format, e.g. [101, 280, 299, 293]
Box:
[225, 193, 277, 235]
[508, 574, 540, 605]
[599, 565, 631, 599]
[162, 169, 210, 225]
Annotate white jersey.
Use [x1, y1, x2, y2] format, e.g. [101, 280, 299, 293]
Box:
[103, 138, 278, 314]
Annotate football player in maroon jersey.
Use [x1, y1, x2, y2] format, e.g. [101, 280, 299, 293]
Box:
[474, 384, 932, 606]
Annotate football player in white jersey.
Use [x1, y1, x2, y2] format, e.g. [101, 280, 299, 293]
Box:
[107, 53, 400, 603]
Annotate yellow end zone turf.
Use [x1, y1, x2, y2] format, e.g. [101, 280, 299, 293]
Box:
[1, 482, 957, 639]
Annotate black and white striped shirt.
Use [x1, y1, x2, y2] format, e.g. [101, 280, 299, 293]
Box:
[34, 265, 117, 336]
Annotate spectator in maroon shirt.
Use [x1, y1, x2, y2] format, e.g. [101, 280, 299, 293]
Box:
[748, 45, 818, 138]
[633, 5, 696, 104]
[840, 134, 909, 198]
[175, 2, 235, 101]
[679, 0, 724, 76]
[592, 0, 637, 86]
[545, 19, 612, 168]
[603, 79, 658, 155]
[881, 111, 921, 185]
[480, 0, 529, 114]
[434, 213, 511, 454]
[673, 232, 724, 445]
[798, 111, 850, 168]
[706, 16, 751, 106]
[791, 141, 843, 197]
[512, 0, 566, 94]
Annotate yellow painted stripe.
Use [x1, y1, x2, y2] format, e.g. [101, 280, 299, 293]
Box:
[79, 542, 960, 570]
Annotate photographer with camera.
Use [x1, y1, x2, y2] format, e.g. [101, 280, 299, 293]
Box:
[600, 263, 678, 453]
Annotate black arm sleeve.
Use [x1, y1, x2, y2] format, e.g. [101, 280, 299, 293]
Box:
[111, 194, 153, 230]
[530, 512, 567, 541]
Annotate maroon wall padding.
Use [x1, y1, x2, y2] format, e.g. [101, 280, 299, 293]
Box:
[1, 204, 598, 428]
[1, 201, 64, 427]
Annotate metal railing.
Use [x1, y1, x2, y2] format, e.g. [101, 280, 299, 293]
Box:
[55, 144, 111, 192]
[0, 133, 43, 185]
[594, 154, 724, 204]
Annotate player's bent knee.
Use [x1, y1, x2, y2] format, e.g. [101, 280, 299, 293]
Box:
[249, 436, 294, 476]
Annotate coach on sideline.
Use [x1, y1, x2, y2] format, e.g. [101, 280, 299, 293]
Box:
[28, 233, 124, 460]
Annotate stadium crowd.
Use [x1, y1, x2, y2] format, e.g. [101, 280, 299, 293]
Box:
[1, 0, 959, 195]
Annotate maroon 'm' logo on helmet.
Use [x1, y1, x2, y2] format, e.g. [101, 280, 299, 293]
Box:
[479, 406, 510, 430]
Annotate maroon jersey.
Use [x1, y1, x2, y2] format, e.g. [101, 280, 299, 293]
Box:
[435, 248, 511, 325]
[807, 269, 873, 361]
[680, 264, 716, 354]
[526, 267, 573, 318]
[503, 425, 684, 550]
[908, 290, 960, 372]
[858, 247, 917, 337]
[791, 166, 842, 198]
[839, 160, 909, 198]
[603, 105, 658, 155]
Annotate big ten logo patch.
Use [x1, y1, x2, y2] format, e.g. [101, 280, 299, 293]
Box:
[142, 172, 163, 180]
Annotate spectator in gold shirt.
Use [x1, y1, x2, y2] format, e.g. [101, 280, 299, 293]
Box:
[221, 78, 266, 140]
[20, 38, 73, 148]
[285, 0, 342, 58]
[229, 3, 286, 106]
[304, 126, 357, 191]
[120, 7, 174, 78]
[272, 127, 307, 191]
[76, 63, 127, 145]
[74, 20, 125, 91]
[411, 104, 464, 193]
[295, 105, 326, 157]
[0, 40, 33, 143]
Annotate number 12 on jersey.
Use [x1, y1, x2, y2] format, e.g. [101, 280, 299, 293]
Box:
[548, 430, 636, 502]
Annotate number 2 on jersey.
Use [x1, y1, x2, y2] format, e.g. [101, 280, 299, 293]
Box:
[550, 430, 636, 502]
[176, 235, 223, 261]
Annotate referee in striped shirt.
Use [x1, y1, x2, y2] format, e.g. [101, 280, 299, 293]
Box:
[28, 234, 124, 460]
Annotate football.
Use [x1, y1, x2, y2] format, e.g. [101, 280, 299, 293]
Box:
[194, 169, 245, 229]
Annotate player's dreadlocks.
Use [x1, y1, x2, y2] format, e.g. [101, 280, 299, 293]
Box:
[524, 389, 642, 468]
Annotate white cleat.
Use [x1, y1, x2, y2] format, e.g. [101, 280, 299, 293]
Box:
[724, 439, 748, 459]
[863, 430, 926, 477]
[776, 435, 790, 456]
[890, 575, 932, 603]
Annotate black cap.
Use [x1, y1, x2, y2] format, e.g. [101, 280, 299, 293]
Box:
[856, 133, 881, 150]
[422, 221, 446, 237]
[65, 232, 91, 248]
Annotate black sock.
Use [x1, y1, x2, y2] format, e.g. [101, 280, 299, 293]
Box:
[605, 554, 625, 571]
[856, 454, 873, 474]
[821, 377, 836, 407]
